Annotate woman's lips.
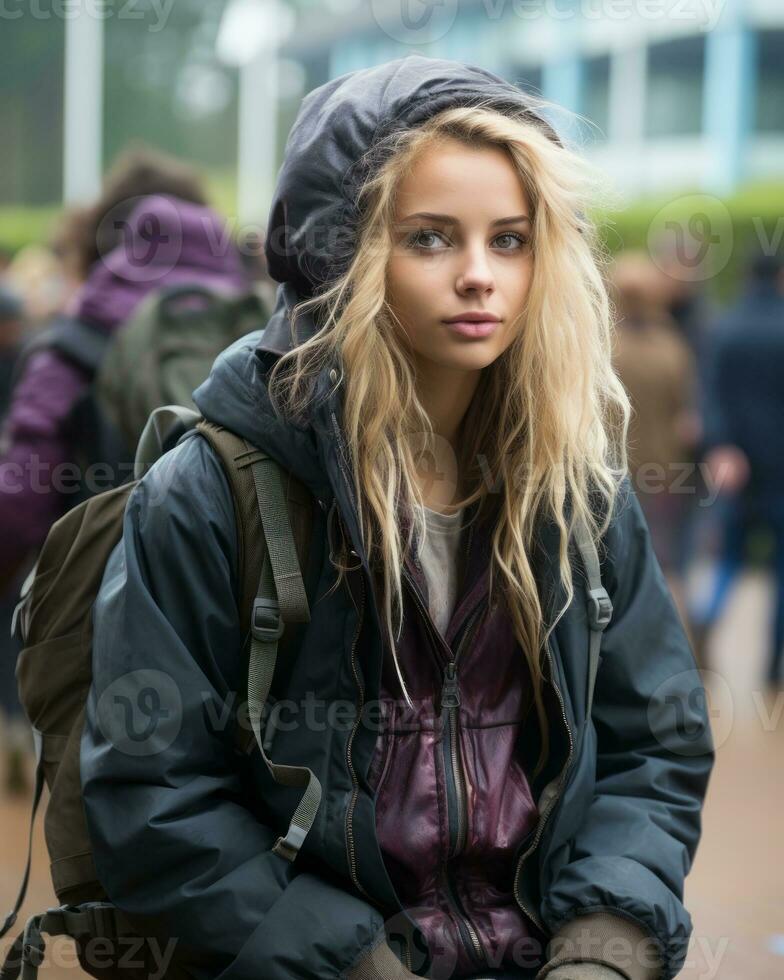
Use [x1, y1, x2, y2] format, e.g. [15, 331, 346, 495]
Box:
[443, 319, 500, 338]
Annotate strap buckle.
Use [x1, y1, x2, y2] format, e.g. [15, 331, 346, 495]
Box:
[251, 598, 284, 642]
[586, 587, 613, 631]
[272, 823, 307, 863]
[22, 941, 44, 970]
[84, 904, 117, 940]
[39, 903, 115, 941]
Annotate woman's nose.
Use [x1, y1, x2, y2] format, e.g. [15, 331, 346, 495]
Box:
[455, 245, 494, 295]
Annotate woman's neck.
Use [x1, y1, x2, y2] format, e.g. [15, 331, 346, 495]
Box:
[413, 358, 482, 447]
[414, 456, 471, 514]
[412, 361, 481, 513]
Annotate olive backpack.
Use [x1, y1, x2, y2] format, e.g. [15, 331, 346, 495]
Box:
[0, 405, 320, 980]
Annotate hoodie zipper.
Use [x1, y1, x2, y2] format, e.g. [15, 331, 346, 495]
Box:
[329, 404, 577, 954]
[402, 571, 489, 969]
[440, 607, 482, 858]
[440, 605, 488, 968]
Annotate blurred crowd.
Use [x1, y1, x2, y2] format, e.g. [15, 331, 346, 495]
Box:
[610, 243, 784, 693]
[1, 144, 783, 796]
[0, 145, 279, 793]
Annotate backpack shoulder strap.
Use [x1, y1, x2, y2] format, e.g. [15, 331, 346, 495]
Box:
[46, 319, 110, 374]
[10, 317, 111, 389]
[194, 418, 318, 862]
[193, 419, 313, 636]
[572, 516, 613, 721]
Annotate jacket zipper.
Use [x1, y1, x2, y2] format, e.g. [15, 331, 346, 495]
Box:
[344, 562, 372, 901]
[330, 411, 360, 516]
[511, 635, 575, 932]
[339, 520, 412, 972]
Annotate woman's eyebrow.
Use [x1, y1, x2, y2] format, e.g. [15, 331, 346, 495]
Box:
[397, 212, 531, 226]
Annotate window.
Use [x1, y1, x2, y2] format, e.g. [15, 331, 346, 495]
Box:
[645, 35, 705, 138]
[756, 30, 784, 133]
[582, 54, 610, 141]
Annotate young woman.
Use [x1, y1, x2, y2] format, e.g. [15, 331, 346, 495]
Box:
[81, 56, 714, 980]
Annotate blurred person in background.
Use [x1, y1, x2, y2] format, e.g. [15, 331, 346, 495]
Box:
[0, 144, 249, 594]
[610, 251, 699, 621]
[690, 250, 784, 686]
[648, 235, 718, 580]
[649, 234, 716, 370]
[2, 243, 75, 329]
[51, 142, 209, 282]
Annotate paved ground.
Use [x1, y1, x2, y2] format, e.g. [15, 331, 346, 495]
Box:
[677, 568, 784, 979]
[1, 569, 781, 979]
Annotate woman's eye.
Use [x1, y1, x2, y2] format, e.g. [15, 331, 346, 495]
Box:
[493, 232, 529, 250]
[403, 229, 530, 251]
[406, 229, 448, 250]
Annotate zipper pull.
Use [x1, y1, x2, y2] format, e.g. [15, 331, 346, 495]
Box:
[440, 661, 461, 710]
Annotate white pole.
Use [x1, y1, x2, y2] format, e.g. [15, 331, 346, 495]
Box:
[607, 42, 646, 195]
[218, 0, 291, 225]
[63, 4, 104, 204]
[238, 50, 277, 226]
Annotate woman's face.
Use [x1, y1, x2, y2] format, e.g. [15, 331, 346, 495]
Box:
[386, 138, 533, 375]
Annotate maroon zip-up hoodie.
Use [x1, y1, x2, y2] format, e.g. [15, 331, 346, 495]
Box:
[365, 495, 552, 977]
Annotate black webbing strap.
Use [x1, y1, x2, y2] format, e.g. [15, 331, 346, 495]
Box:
[0, 903, 118, 980]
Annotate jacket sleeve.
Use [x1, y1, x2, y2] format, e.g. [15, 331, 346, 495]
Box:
[539, 479, 714, 980]
[80, 432, 387, 980]
[0, 349, 89, 585]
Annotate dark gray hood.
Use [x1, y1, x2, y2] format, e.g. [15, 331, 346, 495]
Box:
[193, 55, 560, 500]
[265, 53, 560, 297]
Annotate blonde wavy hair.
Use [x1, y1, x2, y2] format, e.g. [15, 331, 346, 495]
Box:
[267, 104, 630, 774]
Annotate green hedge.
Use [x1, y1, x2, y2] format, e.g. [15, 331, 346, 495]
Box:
[593, 180, 784, 301]
[0, 206, 62, 256]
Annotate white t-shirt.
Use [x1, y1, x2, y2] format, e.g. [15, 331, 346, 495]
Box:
[416, 503, 466, 637]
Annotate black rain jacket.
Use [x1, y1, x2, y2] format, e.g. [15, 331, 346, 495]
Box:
[80, 55, 714, 980]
